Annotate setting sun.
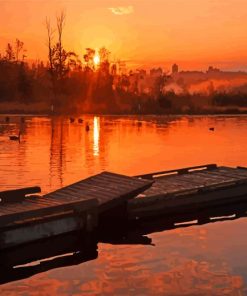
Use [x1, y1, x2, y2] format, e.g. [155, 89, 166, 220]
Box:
[93, 54, 100, 66]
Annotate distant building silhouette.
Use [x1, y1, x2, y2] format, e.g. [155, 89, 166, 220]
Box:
[150, 67, 163, 77]
[111, 64, 117, 76]
[172, 63, 179, 74]
[207, 66, 221, 74]
[118, 61, 127, 75]
[137, 69, 146, 79]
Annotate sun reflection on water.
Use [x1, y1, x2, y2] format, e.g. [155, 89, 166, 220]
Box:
[93, 116, 100, 156]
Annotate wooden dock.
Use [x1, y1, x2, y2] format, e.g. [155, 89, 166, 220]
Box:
[0, 172, 152, 250]
[128, 164, 247, 219]
[2, 163, 247, 258]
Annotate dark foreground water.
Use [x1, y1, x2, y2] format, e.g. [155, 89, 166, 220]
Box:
[1, 115, 247, 295]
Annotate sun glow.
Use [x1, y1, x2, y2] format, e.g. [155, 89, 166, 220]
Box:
[93, 54, 100, 66]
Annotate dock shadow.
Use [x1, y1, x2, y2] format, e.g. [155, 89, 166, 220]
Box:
[99, 200, 247, 244]
[1, 199, 247, 285]
[0, 232, 98, 285]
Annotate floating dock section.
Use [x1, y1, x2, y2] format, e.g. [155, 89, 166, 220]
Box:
[129, 164, 247, 219]
[0, 172, 152, 250]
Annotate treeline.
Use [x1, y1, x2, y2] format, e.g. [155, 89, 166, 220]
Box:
[0, 41, 118, 114]
[1, 44, 247, 115]
[0, 43, 51, 106]
[0, 12, 120, 114]
[212, 92, 247, 107]
[1, 12, 247, 115]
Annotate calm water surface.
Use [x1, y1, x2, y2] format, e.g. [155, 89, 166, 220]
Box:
[1, 115, 247, 295]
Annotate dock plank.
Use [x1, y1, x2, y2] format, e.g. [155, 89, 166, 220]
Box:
[0, 199, 98, 227]
[44, 172, 152, 208]
[0, 172, 152, 227]
[212, 167, 247, 180]
[130, 165, 247, 219]
[137, 165, 247, 200]
[221, 167, 247, 175]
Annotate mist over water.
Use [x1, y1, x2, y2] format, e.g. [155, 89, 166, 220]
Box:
[1, 115, 247, 295]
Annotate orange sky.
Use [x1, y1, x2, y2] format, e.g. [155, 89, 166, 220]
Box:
[1, 0, 247, 70]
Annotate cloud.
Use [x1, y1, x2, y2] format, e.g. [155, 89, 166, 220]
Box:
[108, 6, 134, 15]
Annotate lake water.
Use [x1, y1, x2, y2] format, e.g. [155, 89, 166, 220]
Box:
[1, 115, 247, 295]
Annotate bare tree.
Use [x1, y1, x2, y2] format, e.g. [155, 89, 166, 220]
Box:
[45, 17, 55, 74]
[46, 11, 81, 80]
[56, 11, 66, 79]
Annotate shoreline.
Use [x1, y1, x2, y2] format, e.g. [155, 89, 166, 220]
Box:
[1, 102, 247, 117]
[1, 112, 247, 117]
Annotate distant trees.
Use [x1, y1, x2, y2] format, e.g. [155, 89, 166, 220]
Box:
[45, 12, 83, 110]
[18, 63, 32, 103]
[0, 39, 30, 104]
[15, 39, 25, 62]
[158, 92, 173, 109]
[4, 39, 26, 62]
[5, 43, 15, 61]
[44, 12, 121, 113]
[83, 48, 96, 70]
[213, 92, 247, 107]
[3, 12, 247, 115]
[0, 37, 53, 108]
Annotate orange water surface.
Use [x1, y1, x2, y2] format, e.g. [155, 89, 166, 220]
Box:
[1, 115, 247, 295]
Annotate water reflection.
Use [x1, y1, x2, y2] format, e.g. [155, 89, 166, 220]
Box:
[1, 115, 247, 294]
[0, 233, 98, 285]
[93, 116, 100, 156]
[3, 114, 247, 194]
[1, 200, 247, 293]
[49, 118, 65, 189]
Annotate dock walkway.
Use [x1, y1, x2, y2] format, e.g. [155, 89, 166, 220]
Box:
[129, 164, 247, 219]
[0, 172, 152, 249]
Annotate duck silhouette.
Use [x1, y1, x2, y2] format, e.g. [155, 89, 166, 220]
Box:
[209, 127, 215, 131]
[86, 124, 90, 132]
[9, 131, 21, 141]
[69, 117, 75, 123]
[78, 118, 83, 124]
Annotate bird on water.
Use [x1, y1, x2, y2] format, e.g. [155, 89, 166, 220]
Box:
[70, 117, 75, 123]
[209, 127, 215, 131]
[9, 131, 21, 141]
[78, 118, 83, 123]
[86, 124, 90, 132]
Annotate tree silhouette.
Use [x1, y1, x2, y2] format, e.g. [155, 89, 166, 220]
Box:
[83, 48, 96, 70]
[5, 43, 15, 61]
[15, 39, 24, 62]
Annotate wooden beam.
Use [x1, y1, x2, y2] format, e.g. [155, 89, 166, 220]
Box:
[135, 164, 217, 180]
[128, 182, 247, 219]
[0, 187, 41, 203]
[237, 166, 247, 170]
[0, 198, 98, 228]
